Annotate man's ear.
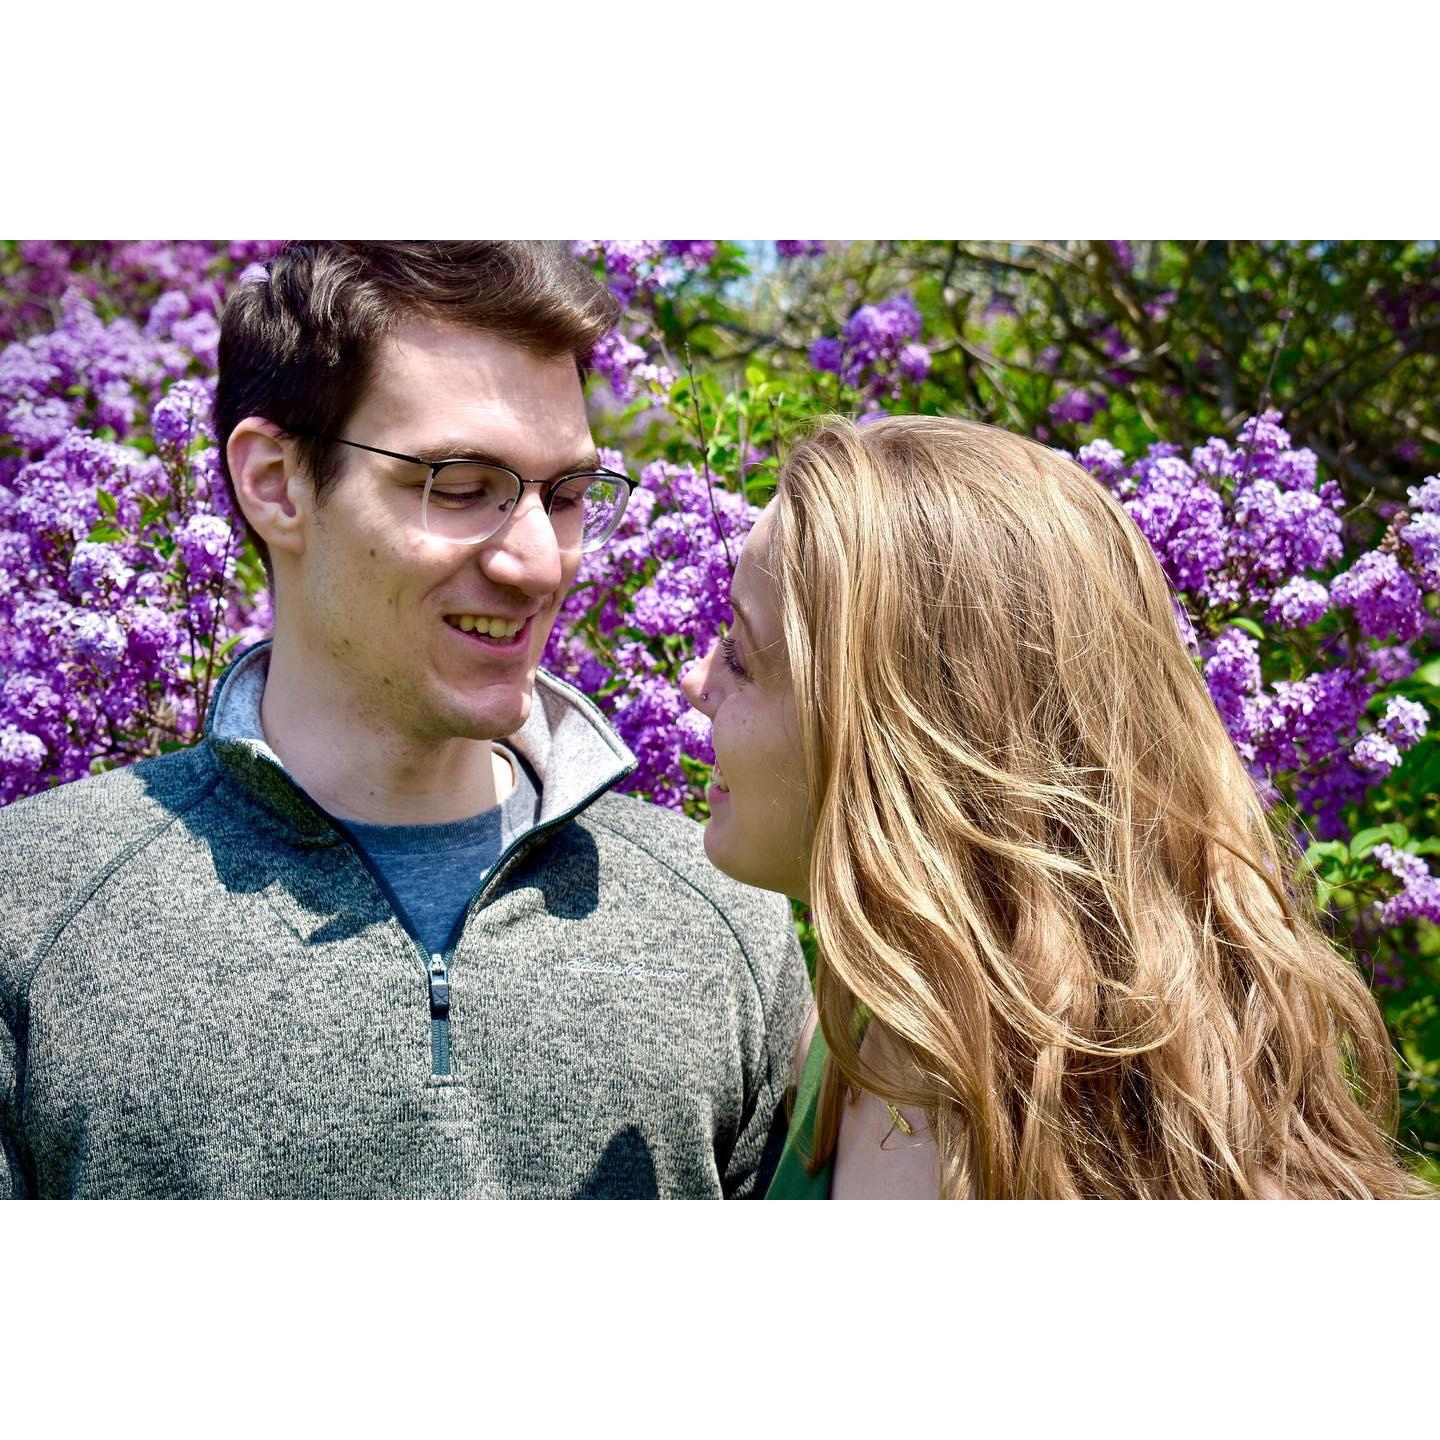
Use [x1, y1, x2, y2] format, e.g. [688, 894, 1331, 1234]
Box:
[228, 418, 308, 558]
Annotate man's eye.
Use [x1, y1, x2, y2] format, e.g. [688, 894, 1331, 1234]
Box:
[430, 489, 490, 507]
[429, 465, 511, 509]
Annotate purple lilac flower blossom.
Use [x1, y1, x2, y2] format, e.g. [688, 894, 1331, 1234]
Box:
[1048, 388, 1107, 425]
[1400, 509, 1440, 588]
[1379, 696, 1428, 749]
[897, 343, 931, 384]
[572, 240, 663, 309]
[71, 611, 129, 671]
[809, 294, 927, 401]
[1203, 628, 1262, 747]
[1372, 646, 1418, 683]
[1115, 451, 1227, 597]
[1371, 845, 1440, 926]
[663, 241, 717, 266]
[1352, 732, 1402, 773]
[1407, 475, 1440, 514]
[152, 379, 212, 447]
[1329, 551, 1425, 641]
[174, 514, 236, 584]
[68, 542, 136, 599]
[1075, 439, 1127, 487]
[1265, 577, 1329, 629]
[589, 331, 646, 401]
[1228, 479, 1343, 597]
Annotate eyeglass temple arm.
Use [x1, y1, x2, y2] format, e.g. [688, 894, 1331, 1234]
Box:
[302, 433, 424, 468]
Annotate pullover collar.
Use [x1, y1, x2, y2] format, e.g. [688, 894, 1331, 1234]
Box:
[202, 639, 637, 843]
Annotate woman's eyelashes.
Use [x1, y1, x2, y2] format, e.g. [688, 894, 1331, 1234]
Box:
[720, 625, 748, 679]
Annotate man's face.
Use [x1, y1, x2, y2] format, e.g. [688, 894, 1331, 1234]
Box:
[288, 318, 594, 746]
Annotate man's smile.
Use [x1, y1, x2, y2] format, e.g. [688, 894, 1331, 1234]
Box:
[442, 612, 533, 653]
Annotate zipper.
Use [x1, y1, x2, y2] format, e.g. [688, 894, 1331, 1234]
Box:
[428, 952, 452, 1076]
[323, 832, 459, 1078]
[326, 745, 637, 1082]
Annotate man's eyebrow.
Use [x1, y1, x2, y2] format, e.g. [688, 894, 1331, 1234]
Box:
[407, 441, 603, 478]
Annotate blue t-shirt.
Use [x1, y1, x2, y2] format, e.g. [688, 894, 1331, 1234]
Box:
[340, 744, 541, 955]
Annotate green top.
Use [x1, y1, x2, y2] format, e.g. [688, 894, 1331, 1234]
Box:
[765, 1025, 833, 1199]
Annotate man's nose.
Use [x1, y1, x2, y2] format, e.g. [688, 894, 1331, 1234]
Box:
[480, 490, 565, 595]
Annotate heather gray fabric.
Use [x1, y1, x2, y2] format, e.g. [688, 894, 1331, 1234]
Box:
[0, 640, 809, 1199]
[340, 744, 540, 956]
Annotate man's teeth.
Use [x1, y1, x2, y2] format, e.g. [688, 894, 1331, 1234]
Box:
[712, 764, 729, 792]
[447, 614, 524, 638]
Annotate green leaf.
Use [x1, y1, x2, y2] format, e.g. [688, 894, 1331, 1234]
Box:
[86, 521, 125, 544]
[1351, 823, 1410, 858]
[1304, 839, 1350, 866]
[96, 488, 118, 519]
[1229, 616, 1265, 641]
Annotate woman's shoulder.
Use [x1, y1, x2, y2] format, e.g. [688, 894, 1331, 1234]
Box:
[831, 1021, 941, 1200]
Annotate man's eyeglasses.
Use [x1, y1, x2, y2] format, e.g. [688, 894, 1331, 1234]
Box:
[300, 432, 634, 553]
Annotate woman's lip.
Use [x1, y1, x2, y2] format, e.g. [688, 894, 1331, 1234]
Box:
[706, 782, 729, 804]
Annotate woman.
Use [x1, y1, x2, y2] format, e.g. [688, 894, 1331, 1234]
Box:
[681, 416, 1426, 1199]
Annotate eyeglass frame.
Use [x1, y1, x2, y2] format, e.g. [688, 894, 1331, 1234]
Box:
[293, 430, 635, 552]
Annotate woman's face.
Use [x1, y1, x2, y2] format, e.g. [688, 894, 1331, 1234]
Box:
[680, 503, 812, 902]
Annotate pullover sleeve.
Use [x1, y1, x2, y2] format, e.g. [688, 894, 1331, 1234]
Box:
[1, 1008, 24, 1199]
[722, 908, 810, 1199]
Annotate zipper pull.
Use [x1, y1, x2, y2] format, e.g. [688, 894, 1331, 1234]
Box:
[428, 952, 451, 1014]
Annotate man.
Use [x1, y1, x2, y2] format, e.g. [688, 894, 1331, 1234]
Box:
[0, 242, 808, 1198]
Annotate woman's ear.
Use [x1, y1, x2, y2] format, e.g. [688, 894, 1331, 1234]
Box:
[228, 418, 306, 558]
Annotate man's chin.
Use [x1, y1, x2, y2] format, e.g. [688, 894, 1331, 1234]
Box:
[448, 686, 532, 743]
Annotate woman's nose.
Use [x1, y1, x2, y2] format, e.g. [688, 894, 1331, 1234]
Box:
[681, 647, 716, 714]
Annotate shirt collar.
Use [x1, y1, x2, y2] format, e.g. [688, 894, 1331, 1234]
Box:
[203, 639, 636, 840]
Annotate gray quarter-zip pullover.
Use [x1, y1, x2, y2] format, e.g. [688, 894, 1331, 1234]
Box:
[0, 641, 808, 1198]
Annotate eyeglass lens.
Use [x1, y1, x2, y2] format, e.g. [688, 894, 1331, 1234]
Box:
[422, 466, 626, 552]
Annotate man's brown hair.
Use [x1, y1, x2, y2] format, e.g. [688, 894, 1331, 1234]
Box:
[214, 241, 620, 573]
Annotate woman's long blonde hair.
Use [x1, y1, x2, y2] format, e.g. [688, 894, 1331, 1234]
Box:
[772, 415, 1425, 1198]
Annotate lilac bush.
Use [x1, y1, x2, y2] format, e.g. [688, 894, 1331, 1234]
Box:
[0, 241, 282, 345]
[1073, 413, 1440, 939]
[541, 450, 756, 813]
[0, 282, 268, 804]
